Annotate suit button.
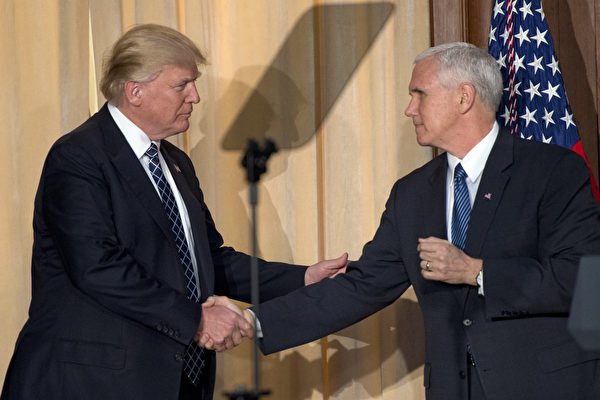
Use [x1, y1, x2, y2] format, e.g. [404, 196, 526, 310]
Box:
[168, 328, 175, 336]
[459, 370, 466, 379]
[174, 353, 184, 362]
[162, 326, 169, 333]
[462, 319, 472, 327]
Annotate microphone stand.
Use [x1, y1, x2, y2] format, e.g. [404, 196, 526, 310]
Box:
[224, 139, 277, 400]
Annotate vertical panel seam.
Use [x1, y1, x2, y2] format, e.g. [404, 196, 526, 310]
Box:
[313, 1, 330, 399]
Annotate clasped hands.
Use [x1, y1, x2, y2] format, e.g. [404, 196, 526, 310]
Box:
[194, 296, 254, 352]
[195, 253, 349, 352]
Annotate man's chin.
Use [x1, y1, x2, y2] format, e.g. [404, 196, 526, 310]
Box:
[175, 120, 191, 134]
[160, 124, 190, 139]
[415, 134, 429, 147]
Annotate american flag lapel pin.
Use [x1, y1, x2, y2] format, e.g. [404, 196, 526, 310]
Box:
[174, 164, 181, 173]
[484, 192, 492, 200]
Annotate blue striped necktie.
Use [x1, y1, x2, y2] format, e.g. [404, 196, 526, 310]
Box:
[145, 143, 205, 385]
[451, 163, 471, 250]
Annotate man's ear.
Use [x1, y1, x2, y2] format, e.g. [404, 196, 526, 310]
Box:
[458, 82, 476, 113]
[123, 81, 143, 106]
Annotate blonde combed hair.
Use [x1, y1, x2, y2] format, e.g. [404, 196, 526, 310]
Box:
[100, 24, 207, 105]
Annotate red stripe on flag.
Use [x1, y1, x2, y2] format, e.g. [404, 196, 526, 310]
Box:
[571, 140, 600, 202]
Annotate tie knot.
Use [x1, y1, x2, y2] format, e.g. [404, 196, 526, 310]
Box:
[454, 163, 467, 180]
[145, 143, 159, 159]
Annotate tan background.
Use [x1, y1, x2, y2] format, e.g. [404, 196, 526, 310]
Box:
[2, 0, 431, 398]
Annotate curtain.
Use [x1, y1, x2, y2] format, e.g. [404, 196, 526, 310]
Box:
[0, 1, 431, 398]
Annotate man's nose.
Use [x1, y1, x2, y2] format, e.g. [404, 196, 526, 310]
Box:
[188, 84, 200, 103]
[404, 99, 416, 117]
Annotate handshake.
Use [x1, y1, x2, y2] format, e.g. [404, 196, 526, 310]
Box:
[194, 295, 256, 352]
[193, 252, 349, 352]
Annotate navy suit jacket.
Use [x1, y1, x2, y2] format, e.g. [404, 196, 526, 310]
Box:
[257, 129, 600, 400]
[1, 104, 307, 400]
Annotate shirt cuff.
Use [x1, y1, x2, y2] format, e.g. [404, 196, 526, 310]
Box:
[246, 309, 264, 338]
[477, 269, 484, 296]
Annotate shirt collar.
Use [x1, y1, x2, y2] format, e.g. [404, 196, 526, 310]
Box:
[108, 102, 160, 159]
[447, 121, 499, 183]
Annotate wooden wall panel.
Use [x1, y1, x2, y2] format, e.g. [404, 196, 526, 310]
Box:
[430, 0, 465, 44]
[548, 0, 599, 183]
[464, 0, 493, 47]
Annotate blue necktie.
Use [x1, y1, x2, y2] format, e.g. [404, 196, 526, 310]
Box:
[451, 163, 471, 250]
[145, 143, 205, 385]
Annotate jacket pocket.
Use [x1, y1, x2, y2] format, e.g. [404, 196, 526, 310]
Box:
[56, 339, 126, 370]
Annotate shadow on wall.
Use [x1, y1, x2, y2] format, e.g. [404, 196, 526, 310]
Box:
[201, 2, 427, 398]
[193, 2, 396, 262]
[214, 1, 396, 152]
[262, 298, 425, 398]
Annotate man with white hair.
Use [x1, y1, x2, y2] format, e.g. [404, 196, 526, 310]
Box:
[243, 42, 600, 400]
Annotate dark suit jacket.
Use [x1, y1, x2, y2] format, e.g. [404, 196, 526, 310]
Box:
[256, 129, 600, 400]
[1, 104, 307, 400]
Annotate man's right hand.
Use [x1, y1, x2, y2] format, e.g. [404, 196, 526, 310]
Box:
[195, 296, 253, 352]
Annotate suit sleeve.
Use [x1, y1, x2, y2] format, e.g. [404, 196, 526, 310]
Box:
[42, 141, 201, 345]
[256, 183, 411, 354]
[482, 151, 600, 318]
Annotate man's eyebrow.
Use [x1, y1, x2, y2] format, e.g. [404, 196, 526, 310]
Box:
[409, 87, 425, 95]
[172, 76, 198, 86]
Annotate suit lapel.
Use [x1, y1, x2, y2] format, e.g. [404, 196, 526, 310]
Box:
[424, 156, 449, 240]
[99, 106, 179, 252]
[466, 129, 513, 258]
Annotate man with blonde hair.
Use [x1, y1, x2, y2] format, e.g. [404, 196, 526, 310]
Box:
[1, 24, 346, 400]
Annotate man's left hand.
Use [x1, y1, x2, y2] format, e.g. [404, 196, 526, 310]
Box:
[305, 253, 349, 285]
[417, 237, 481, 285]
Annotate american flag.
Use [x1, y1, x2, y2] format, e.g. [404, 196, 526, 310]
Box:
[488, 0, 600, 201]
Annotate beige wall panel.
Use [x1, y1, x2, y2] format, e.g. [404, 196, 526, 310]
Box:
[89, 0, 124, 108]
[185, 1, 325, 397]
[133, 0, 177, 28]
[58, 0, 90, 132]
[319, 0, 431, 399]
[0, 0, 88, 388]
